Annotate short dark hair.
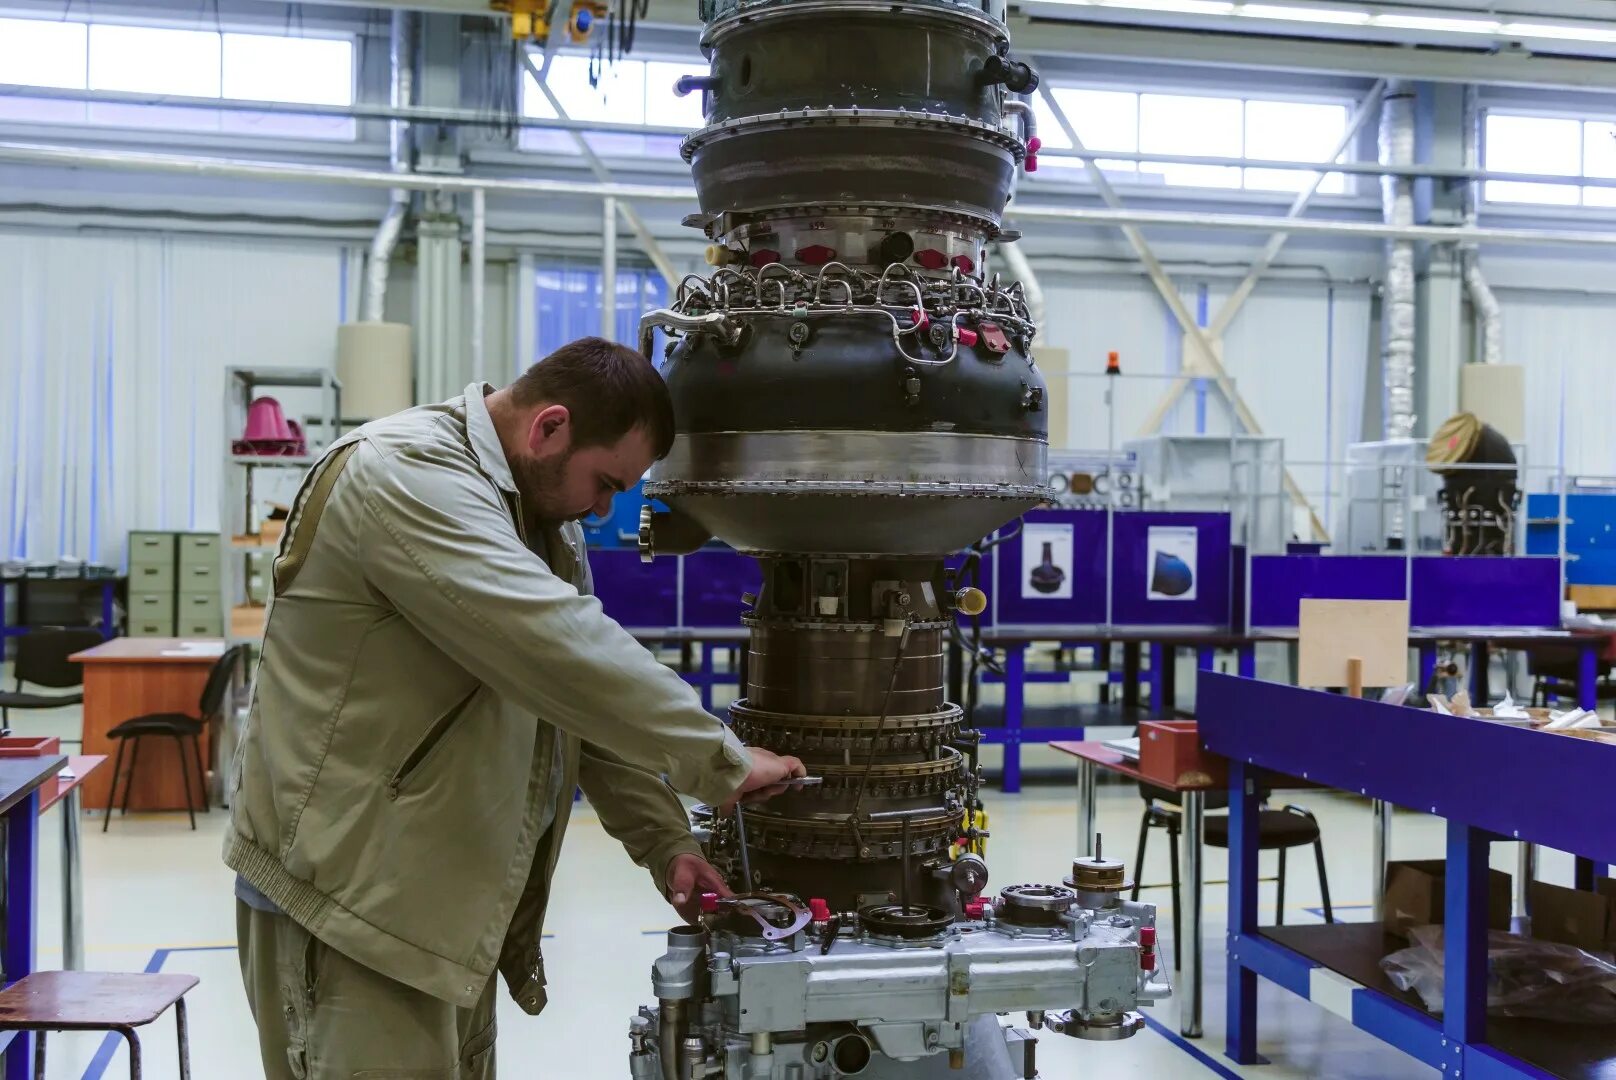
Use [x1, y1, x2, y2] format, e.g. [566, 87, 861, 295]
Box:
[509, 337, 677, 458]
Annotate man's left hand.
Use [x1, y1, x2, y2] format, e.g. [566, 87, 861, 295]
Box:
[667, 853, 732, 924]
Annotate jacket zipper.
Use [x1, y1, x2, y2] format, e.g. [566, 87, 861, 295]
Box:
[386, 687, 480, 798]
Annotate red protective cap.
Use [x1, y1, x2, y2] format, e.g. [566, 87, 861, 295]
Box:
[964, 899, 987, 919]
[809, 898, 832, 923]
[1140, 926, 1156, 947]
[957, 327, 979, 347]
[1141, 950, 1156, 972]
[699, 892, 721, 914]
[795, 244, 837, 266]
[912, 248, 948, 271]
[1025, 135, 1042, 173]
[951, 254, 976, 275]
[750, 249, 781, 268]
[910, 307, 930, 331]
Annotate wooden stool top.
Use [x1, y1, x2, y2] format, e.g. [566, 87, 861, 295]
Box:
[0, 972, 198, 1029]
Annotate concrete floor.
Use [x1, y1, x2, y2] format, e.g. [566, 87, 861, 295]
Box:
[0, 660, 1584, 1080]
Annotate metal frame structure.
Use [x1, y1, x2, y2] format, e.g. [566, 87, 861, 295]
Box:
[1199, 671, 1616, 1080]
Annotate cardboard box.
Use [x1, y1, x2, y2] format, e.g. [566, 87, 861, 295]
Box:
[1138, 720, 1227, 789]
[1382, 859, 1512, 941]
[1528, 880, 1614, 952]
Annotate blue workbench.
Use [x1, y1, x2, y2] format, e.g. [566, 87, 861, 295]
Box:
[0, 754, 66, 1079]
[1199, 672, 1616, 1079]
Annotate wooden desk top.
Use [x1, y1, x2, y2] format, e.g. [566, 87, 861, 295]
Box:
[70, 638, 227, 664]
[39, 755, 107, 815]
[1049, 740, 1222, 791]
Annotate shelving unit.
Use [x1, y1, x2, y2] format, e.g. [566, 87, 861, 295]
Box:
[1199, 672, 1616, 1080]
[221, 367, 341, 646]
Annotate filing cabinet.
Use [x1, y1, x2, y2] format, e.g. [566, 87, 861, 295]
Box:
[125, 530, 225, 637]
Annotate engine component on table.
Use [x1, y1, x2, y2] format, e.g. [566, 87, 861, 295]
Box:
[629, 859, 1169, 1079]
[1427, 412, 1520, 555]
[628, 0, 1170, 1073]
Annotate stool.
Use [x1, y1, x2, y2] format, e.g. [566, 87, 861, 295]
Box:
[0, 970, 197, 1079]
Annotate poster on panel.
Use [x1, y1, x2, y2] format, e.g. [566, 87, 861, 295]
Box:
[1021, 522, 1074, 600]
[1146, 525, 1198, 601]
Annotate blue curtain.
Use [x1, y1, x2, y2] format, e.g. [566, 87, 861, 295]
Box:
[531, 261, 668, 369]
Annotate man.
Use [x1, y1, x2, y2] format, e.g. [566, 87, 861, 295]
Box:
[226, 337, 803, 1078]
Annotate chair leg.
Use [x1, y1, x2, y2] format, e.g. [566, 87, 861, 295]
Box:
[103, 736, 128, 833]
[190, 736, 210, 813]
[1167, 823, 1182, 971]
[1131, 810, 1150, 901]
[1276, 847, 1287, 926]
[171, 735, 196, 830]
[175, 997, 191, 1080]
[1314, 838, 1335, 924]
[122, 736, 143, 818]
[119, 1026, 143, 1080]
[32, 1029, 45, 1080]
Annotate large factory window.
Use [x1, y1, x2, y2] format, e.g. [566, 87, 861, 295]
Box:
[531, 261, 669, 366]
[0, 15, 355, 139]
[1030, 86, 1348, 195]
[520, 53, 704, 159]
[1484, 110, 1616, 208]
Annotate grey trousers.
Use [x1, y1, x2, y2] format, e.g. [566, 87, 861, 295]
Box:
[237, 901, 497, 1080]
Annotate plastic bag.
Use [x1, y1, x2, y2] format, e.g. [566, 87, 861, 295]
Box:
[1382, 925, 1616, 1024]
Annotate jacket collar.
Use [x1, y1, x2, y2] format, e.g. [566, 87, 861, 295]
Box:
[463, 382, 518, 496]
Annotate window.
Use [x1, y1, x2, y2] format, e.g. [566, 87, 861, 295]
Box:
[0, 16, 355, 140]
[1030, 85, 1348, 194]
[520, 53, 705, 157]
[1484, 111, 1616, 207]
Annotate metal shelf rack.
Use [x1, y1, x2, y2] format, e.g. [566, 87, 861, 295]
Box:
[1198, 671, 1616, 1080]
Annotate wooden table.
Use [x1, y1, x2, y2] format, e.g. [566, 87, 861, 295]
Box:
[68, 639, 223, 812]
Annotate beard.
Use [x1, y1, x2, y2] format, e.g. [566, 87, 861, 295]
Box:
[510, 450, 577, 524]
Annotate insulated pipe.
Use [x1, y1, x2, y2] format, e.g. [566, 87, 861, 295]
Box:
[364, 10, 411, 323]
[470, 186, 486, 383]
[1002, 99, 1039, 170]
[1462, 85, 1504, 366]
[1380, 80, 1417, 441]
[603, 195, 618, 341]
[995, 240, 1046, 333]
[638, 310, 739, 361]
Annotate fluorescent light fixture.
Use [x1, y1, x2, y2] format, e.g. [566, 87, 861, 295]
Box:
[1370, 14, 1501, 34]
[1235, 5, 1372, 25]
[1501, 21, 1616, 45]
[1098, 0, 1235, 13]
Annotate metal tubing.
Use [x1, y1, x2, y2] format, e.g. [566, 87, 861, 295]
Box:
[1075, 758, 1096, 855]
[175, 998, 191, 1080]
[470, 187, 486, 383]
[1180, 789, 1204, 1039]
[603, 195, 618, 341]
[658, 1000, 686, 1080]
[1513, 842, 1537, 931]
[13, 139, 1616, 252]
[62, 787, 83, 971]
[1370, 798, 1391, 923]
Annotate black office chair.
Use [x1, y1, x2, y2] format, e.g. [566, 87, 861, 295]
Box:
[104, 646, 243, 832]
[0, 628, 103, 730]
[1132, 781, 1333, 970]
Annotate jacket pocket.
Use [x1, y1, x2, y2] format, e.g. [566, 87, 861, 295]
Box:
[387, 687, 480, 799]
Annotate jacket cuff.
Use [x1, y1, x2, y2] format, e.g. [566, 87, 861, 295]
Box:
[682, 729, 753, 808]
[652, 836, 707, 896]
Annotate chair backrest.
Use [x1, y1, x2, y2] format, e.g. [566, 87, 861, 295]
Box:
[197, 646, 246, 721]
[13, 629, 103, 689]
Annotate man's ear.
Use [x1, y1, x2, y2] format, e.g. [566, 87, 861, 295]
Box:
[529, 404, 571, 452]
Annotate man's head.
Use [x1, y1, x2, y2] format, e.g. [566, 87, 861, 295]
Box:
[493, 337, 676, 524]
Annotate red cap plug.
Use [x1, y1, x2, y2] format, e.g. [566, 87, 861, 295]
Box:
[1025, 135, 1041, 173]
[957, 327, 979, 347]
[750, 249, 781, 268]
[699, 892, 721, 914]
[795, 244, 836, 266]
[809, 898, 832, 923]
[1141, 950, 1157, 972]
[964, 899, 987, 919]
[912, 248, 948, 271]
[910, 307, 930, 331]
[1140, 926, 1156, 947]
[951, 254, 976, 275]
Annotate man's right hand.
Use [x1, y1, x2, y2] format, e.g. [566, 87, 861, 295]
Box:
[722, 747, 807, 812]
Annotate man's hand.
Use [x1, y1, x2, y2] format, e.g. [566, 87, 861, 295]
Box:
[722, 747, 806, 812]
[666, 853, 732, 924]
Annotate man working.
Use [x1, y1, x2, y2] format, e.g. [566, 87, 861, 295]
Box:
[226, 337, 804, 1078]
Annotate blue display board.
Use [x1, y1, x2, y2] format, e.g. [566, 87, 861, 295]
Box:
[1110, 512, 1232, 627]
[1246, 554, 1408, 629]
[1410, 556, 1561, 628]
[993, 510, 1107, 626]
[1525, 492, 1616, 586]
[683, 550, 763, 628]
[589, 549, 678, 627]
